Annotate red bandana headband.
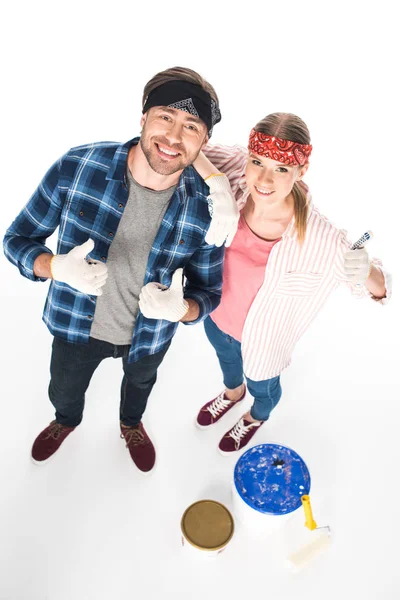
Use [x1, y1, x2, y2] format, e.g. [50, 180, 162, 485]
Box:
[248, 128, 312, 166]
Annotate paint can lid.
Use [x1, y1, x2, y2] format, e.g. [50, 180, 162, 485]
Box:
[181, 500, 235, 550]
[234, 443, 311, 515]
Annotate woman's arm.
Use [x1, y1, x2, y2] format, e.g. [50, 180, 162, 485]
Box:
[194, 144, 248, 200]
[193, 145, 249, 247]
[365, 265, 386, 299]
[193, 150, 221, 180]
[334, 232, 392, 304]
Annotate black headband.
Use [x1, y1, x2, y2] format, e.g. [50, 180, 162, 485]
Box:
[142, 80, 221, 137]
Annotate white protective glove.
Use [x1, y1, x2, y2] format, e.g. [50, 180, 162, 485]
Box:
[204, 174, 240, 247]
[138, 268, 189, 322]
[343, 247, 371, 285]
[50, 239, 108, 296]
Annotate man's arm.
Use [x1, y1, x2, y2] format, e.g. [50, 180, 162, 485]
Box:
[33, 253, 53, 279]
[180, 298, 200, 322]
[3, 155, 65, 281]
[181, 242, 225, 325]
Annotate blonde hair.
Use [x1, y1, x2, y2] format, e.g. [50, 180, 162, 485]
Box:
[142, 66, 219, 108]
[254, 113, 311, 243]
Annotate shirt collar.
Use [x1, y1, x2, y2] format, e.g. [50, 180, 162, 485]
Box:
[105, 138, 136, 182]
[106, 136, 200, 202]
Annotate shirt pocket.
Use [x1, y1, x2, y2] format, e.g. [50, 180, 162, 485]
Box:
[64, 201, 101, 233]
[161, 230, 205, 266]
[272, 271, 323, 298]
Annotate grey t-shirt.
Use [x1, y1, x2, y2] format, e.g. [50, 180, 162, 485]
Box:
[90, 169, 176, 345]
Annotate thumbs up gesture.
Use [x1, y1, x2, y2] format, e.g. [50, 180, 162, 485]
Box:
[138, 268, 189, 322]
[50, 238, 108, 296]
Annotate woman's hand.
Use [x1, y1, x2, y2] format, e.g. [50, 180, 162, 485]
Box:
[204, 174, 240, 247]
[343, 247, 371, 285]
[193, 152, 239, 247]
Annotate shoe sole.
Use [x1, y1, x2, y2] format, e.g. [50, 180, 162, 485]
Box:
[130, 453, 157, 477]
[195, 418, 215, 430]
[31, 453, 57, 466]
[218, 446, 239, 456]
[218, 442, 254, 457]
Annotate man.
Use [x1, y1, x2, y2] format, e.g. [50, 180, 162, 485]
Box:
[3, 66, 239, 473]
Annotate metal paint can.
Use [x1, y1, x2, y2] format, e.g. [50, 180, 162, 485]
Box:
[181, 499, 235, 556]
[232, 443, 311, 534]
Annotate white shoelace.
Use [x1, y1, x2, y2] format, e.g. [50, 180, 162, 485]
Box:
[229, 418, 259, 450]
[207, 393, 232, 418]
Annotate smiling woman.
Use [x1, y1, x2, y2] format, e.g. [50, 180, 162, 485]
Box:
[192, 111, 391, 455]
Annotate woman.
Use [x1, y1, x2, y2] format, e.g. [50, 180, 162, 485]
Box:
[193, 112, 391, 455]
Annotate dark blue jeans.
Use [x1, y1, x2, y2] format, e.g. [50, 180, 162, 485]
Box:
[204, 316, 282, 421]
[48, 336, 171, 428]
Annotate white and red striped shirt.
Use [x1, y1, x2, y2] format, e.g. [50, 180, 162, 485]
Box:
[204, 144, 392, 381]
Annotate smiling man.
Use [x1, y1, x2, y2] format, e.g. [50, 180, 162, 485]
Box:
[3, 66, 239, 473]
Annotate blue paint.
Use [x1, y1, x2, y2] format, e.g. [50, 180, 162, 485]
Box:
[234, 444, 311, 515]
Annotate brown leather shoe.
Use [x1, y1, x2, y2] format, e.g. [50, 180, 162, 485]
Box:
[120, 422, 155, 473]
[31, 421, 76, 464]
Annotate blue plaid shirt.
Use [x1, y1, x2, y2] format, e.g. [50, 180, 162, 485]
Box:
[3, 138, 224, 363]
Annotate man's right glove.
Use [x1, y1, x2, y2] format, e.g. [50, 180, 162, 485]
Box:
[50, 239, 108, 296]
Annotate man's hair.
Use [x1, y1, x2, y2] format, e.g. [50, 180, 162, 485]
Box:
[142, 66, 219, 108]
[254, 113, 311, 244]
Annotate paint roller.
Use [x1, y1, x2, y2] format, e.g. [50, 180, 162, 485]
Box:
[286, 495, 331, 572]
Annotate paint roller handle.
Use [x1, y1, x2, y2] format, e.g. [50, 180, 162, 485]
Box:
[301, 495, 317, 530]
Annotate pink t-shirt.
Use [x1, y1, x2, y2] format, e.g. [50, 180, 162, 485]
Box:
[211, 213, 280, 342]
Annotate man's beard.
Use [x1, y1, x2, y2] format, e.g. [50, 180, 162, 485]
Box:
[140, 133, 198, 176]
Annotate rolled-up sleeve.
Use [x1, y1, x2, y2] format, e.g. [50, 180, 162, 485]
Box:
[203, 144, 248, 207]
[3, 155, 65, 281]
[183, 243, 225, 324]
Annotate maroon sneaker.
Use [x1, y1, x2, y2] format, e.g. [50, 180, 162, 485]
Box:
[31, 420, 76, 464]
[120, 422, 156, 473]
[218, 417, 264, 455]
[196, 385, 246, 429]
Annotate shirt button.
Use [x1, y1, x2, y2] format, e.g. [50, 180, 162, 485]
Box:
[109, 232, 114, 237]
[79, 211, 84, 216]
[118, 203, 124, 209]
[101, 256, 106, 261]
[88, 315, 93, 320]
[179, 239, 185, 245]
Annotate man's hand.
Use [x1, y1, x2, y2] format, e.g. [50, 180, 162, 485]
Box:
[204, 174, 239, 247]
[50, 239, 108, 295]
[138, 268, 189, 322]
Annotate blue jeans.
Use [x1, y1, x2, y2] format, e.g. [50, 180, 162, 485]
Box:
[48, 336, 171, 427]
[204, 316, 282, 422]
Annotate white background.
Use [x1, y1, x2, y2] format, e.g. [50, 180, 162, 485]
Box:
[1, 1, 399, 599]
